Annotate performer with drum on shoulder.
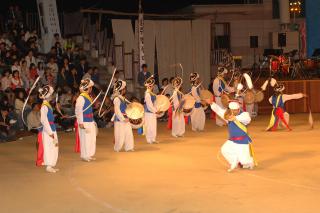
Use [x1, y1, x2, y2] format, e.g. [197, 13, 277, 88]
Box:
[212, 67, 235, 126]
[189, 72, 206, 131]
[113, 80, 135, 152]
[144, 75, 159, 144]
[171, 77, 185, 138]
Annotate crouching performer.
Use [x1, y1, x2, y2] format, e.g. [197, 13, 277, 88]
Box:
[211, 100, 256, 172]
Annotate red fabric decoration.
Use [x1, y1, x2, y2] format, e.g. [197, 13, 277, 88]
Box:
[36, 132, 44, 166]
[167, 105, 172, 129]
[74, 121, 81, 153]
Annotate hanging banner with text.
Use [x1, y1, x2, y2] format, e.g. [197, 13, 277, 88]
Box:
[37, 0, 61, 52]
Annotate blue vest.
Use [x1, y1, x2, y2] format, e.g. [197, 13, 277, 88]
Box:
[144, 92, 156, 113]
[228, 118, 251, 144]
[81, 95, 94, 122]
[40, 102, 56, 132]
[115, 97, 127, 122]
[194, 87, 201, 108]
[271, 95, 284, 109]
[218, 79, 226, 93]
[172, 92, 182, 111]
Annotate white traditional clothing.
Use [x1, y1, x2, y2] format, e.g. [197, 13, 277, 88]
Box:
[190, 86, 205, 131]
[212, 76, 234, 126]
[211, 102, 254, 172]
[144, 91, 157, 143]
[113, 95, 134, 151]
[75, 93, 96, 160]
[40, 101, 59, 170]
[171, 90, 185, 137]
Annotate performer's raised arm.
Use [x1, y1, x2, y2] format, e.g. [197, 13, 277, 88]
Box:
[282, 93, 304, 103]
[210, 102, 227, 122]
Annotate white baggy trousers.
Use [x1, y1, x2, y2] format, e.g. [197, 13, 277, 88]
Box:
[221, 140, 253, 167]
[191, 107, 205, 131]
[79, 122, 96, 159]
[114, 121, 134, 151]
[144, 112, 157, 143]
[43, 131, 58, 167]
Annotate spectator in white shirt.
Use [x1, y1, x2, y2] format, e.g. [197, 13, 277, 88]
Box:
[11, 70, 24, 90]
[1, 70, 12, 91]
[25, 50, 37, 69]
[47, 57, 59, 84]
[27, 103, 41, 131]
[11, 59, 21, 73]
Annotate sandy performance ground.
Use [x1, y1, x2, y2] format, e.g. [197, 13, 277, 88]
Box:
[0, 114, 320, 213]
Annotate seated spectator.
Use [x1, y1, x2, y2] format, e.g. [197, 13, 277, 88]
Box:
[27, 103, 41, 132]
[82, 67, 93, 80]
[20, 60, 30, 89]
[1, 70, 12, 91]
[92, 67, 100, 84]
[11, 59, 21, 73]
[25, 50, 37, 69]
[67, 67, 80, 92]
[29, 63, 38, 85]
[37, 61, 45, 80]
[57, 67, 68, 89]
[11, 70, 24, 90]
[0, 107, 17, 142]
[47, 56, 59, 83]
[60, 87, 73, 115]
[14, 90, 28, 130]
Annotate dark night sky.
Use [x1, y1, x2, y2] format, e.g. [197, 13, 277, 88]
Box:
[1, 0, 246, 13]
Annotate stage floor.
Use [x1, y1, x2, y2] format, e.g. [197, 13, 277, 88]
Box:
[1, 114, 320, 213]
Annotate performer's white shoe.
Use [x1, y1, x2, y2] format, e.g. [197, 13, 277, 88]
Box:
[89, 157, 96, 161]
[54, 168, 60, 172]
[46, 166, 56, 173]
[152, 140, 159, 144]
[81, 158, 91, 162]
[126, 149, 135, 152]
[227, 162, 238, 173]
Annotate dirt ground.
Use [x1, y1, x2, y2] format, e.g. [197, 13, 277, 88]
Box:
[0, 114, 320, 213]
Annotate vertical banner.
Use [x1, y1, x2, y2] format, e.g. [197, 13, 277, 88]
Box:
[138, 1, 145, 69]
[37, 0, 61, 53]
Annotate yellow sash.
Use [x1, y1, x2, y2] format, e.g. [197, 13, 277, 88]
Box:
[80, 92, 93, 103]
[42, 101, 53, 110]
[266, 95, 281, 130]
[234, 119, 258, 166]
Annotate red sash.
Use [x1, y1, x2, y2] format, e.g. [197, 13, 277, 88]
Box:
[167, 105, 172, 129]
[74, 121, 81, 153]
[36, 132, 44, 166]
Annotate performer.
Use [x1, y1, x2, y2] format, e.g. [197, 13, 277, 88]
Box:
[212, 67, 234, 126]
[144, 75, 158, 144]
[266, 83, 305, 131]
[113, 80, 135, 152]
[171, 77, 185, 137]
[38, 85, 59, 173]
[189, 72, 205, 131]
[75, 78, 96, 162]
[211, 100, 255, 172]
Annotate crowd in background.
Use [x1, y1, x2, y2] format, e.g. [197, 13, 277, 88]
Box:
[0, 4, 216, 143]
[0, 4, 110, 143]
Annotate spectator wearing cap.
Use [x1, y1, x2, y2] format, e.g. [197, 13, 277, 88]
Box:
[77, 57, 87, 80]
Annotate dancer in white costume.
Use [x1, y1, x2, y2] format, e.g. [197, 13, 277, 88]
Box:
[39, 85, 59, 173]
[113, 80, 135, 152]
[189, 72, 205, 131]
[75, 78, 96, 162]
[171, 77, 185, 137]
[212, 67, 234, 126]
[211, 99, 255, 172]
[144, 75, 159, 144]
